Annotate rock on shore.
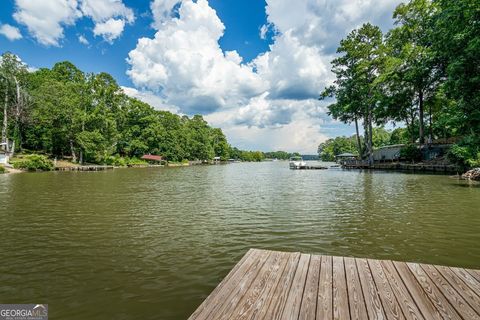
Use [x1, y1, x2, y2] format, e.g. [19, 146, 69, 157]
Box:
[462, 168, 480, 181]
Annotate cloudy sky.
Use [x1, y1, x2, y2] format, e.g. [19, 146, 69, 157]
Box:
[0, 0, 402, 153]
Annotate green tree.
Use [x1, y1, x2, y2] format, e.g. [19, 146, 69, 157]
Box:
[432, 0, 480, 136]
[0, 52, 29, 155]
[318, 136, 358, 161]
[380, 0, 439, 144]
[322, 23, 384, 164]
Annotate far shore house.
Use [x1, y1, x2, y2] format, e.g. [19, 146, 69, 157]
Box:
[141, 154, 163, 164]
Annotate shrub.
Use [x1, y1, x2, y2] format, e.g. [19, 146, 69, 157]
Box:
[103, 155, 127, 167]
[13, 155, 54, 171]
[400, 144, 422, 162]
[0, 165, 5, 174]
[447, 135, 480, 168]
[125, 157, 148, 166]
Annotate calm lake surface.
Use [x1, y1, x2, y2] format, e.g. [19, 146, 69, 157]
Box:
[1, 162, 479, 319]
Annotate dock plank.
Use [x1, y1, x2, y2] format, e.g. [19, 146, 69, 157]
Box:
[466, 269, 480, 283]
[332, 256, 350, 320]
[435, 265, 480, 315]
[356, 258, 385, 320]
[207, 249, 271, 320]
[189, 249, 480, 320]
[380, 260, 423, 320]
[450, 267, 480, 294]
[261, 252, 301, 320]
[368, 259, 404, 320]
[298, 255, 321, 320]
[392, 261, 442, 320]
[226, 251, 289, 320]
[406, 262, 461, 320]
[344, 257, 368, 320]
[280, 253, 310, 320]
[421, 264, 480, 320]
[317, 255, 333, 320]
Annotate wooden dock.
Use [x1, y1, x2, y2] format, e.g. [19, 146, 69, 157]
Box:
[189, 249, 480, 320]
[290, 165, 328, 170]
[55, 165, 115, 171]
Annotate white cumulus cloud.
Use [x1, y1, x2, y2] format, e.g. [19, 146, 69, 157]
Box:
[121, 86, 180, 114]
[12, 0, 134, 46]
[93, 18, 125, 43]
[13, 0, 81, 46]
[0, 24, 23, 41]
[127, 0, 267, 114]
[81, 0, 134, 42]
[150, 0, 182, 28]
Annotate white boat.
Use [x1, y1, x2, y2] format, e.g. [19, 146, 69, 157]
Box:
[289, 156, 306, 169]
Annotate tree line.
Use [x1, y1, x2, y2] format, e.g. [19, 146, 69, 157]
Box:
[321, 0, 479, 168]
[0, 54, 274, 165]
[0, 53, 304, 166]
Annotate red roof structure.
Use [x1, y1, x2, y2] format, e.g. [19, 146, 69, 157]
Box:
[141, 154, 163, 161]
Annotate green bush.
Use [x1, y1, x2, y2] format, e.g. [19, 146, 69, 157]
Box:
[125, 157, 148, 166]
[400, 144, 422, 162]
[13, 155, 54, 171]
[0, 165, 5, 174]
[447, 136, 480, 168]
[103, 155, 127, 167]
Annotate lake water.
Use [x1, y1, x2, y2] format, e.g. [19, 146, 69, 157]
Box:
[0, 162, 479, 319]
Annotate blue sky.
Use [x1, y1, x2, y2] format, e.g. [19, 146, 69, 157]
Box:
[0, 0, 402, 153]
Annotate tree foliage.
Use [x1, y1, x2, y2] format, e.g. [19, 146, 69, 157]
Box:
[1, 55, 233, 163]
[321, 0, 480, 168]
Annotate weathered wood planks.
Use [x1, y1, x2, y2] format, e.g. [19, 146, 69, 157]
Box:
[188, 249, 480, 320]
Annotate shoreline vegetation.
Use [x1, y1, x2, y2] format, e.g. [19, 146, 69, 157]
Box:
[0, 53, 303, 173]
[318, 0, 480, 174]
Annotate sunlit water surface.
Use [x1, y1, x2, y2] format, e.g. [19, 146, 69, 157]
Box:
[0, 162, 479, 319]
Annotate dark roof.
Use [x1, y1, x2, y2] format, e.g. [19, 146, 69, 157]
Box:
[141, 154, 163, 161]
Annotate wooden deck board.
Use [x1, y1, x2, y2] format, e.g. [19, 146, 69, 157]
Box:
[298, 255, 321, 320]
[280, 253, 311, 320]
[450, 267, 480, 294]
[356, 258, 385, 320]
[380, 260, 423, 320]
[189, 249, 480, 320]
[435, 265, 480, 315]
[406, 262, 462, 320]
[226, 251, 289, 320]
[262, 252, 301, 320]
[317, 255, 333, 320]
[344, 257, 368, 320]
[332, 256, 350, 320]
[421, 264, 480, 320]
[197, 249, 271, 320]
[369, 259, 405, 320]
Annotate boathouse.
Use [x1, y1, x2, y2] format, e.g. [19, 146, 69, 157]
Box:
[335, 153, 357, 163]
[141, 154, 163, 163]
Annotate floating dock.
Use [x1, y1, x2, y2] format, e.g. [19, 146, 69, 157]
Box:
[55, 165, 115, 171]
[290, 165, 328, 170]
[189, 249, 480, 320]
[342, 162, 460, 174]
